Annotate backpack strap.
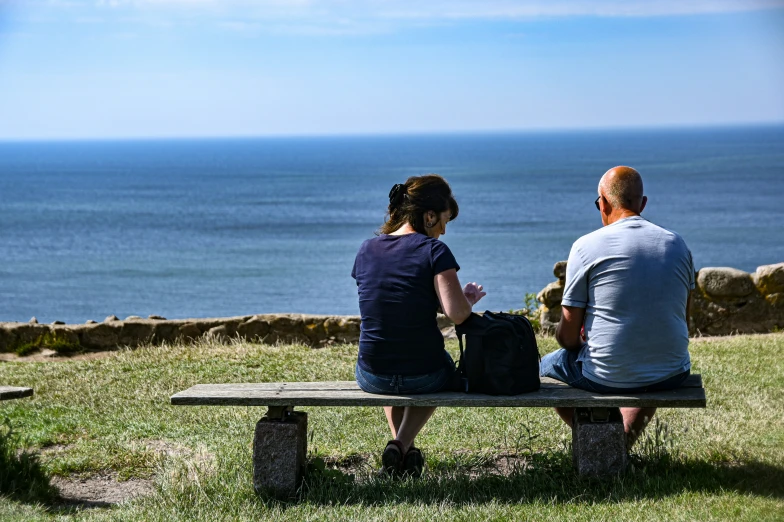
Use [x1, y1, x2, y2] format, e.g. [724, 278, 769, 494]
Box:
[457, 331, 485, 393]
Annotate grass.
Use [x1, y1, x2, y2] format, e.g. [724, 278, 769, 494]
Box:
[0, 333, 782, 520]
[12, 331, 82, 357]
[0, 419, 58, 504]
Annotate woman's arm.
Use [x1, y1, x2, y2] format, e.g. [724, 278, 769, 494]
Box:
[434, 269, 485, 325]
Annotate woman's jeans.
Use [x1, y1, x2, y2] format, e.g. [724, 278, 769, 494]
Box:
[355, 351, 457, 395]
[540, 348, 690, 393]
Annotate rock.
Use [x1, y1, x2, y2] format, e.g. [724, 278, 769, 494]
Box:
[0, 327, 13, 352]
[537, 281, 564, 308]
[441, 326, 457, 339]
[539, 305, 562, 325]
[755, 262, 784, 296]
[323, 316, 360, 344]
[302, 318, 328, 344]
[119, 321, 155, 347]
[152, 320, 185, 344]
[553, 261, 568, 281]
[86, 320, 98, 324]
[236, 317, 271, 342]
[79, 323, 121, 350]
[178, 323, 203, 341]
[185, 318, 243, 337]
[689, 286, 773, 336]
[766, 293, 784, 308]
[181, 319, 222, 334]
[266, 314, 306, 344]
[5, 324, 49, 347]
[538, 305, 561, 335]
[104, 315, 119, 322]
[125, 316, 143, 321]
[436, 314, 453, 330]
[51, 321, 65, 325]
[29, 317, 38, 324]
[205, 325, 229, 342]
[148, 315, 166, 321]
[49, 326, 81, 349]
[697, 267, 755, 298]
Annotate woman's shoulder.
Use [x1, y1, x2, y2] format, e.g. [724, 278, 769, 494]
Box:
[421, 235, 451, 250]
[356, 234, 397, 254]
[360, 233, 449, 251]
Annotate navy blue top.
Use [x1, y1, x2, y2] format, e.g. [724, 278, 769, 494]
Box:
[351, 233, 460, 375]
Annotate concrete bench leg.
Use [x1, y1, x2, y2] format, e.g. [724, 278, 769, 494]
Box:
[572, 407, 627, 476]
[252, 407, 307, 498]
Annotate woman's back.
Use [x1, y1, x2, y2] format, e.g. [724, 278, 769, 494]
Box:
[352, 233, 459, 375]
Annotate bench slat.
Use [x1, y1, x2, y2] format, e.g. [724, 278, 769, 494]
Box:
[0, 386, 34, 401]
[168, 375, 703, 393]
[171, 375, 705, 408]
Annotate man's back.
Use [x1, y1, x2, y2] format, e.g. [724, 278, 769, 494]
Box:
[562, 216, 694, 388]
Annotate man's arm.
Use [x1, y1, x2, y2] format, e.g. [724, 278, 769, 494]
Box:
[556, 305, 586, 352]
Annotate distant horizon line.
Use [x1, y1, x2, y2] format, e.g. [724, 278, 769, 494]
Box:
[1, 121, 782, 143]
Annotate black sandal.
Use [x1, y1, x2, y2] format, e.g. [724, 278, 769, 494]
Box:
[381, 440, 405, 476]
[402, 446, 425, 478]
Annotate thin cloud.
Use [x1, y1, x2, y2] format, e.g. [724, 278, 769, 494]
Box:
[12, 0, 784, 36]
[79, 0, 784, 18]
[375, 1, 784, 19]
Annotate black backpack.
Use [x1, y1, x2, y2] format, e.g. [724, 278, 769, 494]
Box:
[455, 311, 540, 395]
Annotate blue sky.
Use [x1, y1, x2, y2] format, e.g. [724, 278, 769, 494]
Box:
[1, 0, 783, 139]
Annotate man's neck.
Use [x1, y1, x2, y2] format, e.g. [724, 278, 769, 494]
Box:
[606, 210, 640, 225]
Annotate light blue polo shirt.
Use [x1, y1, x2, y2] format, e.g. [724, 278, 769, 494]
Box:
[562, 216, 694, 388]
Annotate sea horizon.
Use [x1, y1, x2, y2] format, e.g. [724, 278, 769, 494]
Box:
[2, 121, 783, 144]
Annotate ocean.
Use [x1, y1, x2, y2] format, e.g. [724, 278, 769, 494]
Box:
[1, 126, 783, 324]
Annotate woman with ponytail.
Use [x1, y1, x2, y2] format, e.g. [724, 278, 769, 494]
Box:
[351, 174, 486, 478]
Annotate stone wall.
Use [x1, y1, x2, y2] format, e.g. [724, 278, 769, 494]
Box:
[4, 258, 780, 355]
[537, 261, 784, 336]
[0, 313, 455, 354]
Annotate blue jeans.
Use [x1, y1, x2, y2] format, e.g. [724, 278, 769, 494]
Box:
[355, 351, 457, 395]
[540, 348, 690, 393]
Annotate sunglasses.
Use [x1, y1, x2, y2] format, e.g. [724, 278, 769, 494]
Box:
[595, 196, 601, 211]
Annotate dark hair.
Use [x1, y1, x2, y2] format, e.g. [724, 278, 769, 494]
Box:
[379, 174, 459, 235]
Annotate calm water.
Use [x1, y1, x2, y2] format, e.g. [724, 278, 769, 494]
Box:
[1, 126, 783, 323]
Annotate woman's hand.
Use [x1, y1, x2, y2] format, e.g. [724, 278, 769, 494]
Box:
[463, 282, 486, 306]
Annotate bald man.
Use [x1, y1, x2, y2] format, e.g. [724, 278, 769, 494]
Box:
[540, 166, 695, 447]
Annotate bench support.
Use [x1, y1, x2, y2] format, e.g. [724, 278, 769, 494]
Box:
[252, 407, 307, 498]
[572, 407, 627, 476]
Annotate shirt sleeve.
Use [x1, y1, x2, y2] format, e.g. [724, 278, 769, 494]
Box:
[351, 243, 362, 282]
[687, 249, 696, 290]
[561, 242, 589, 308]
[431, 240, 460, 275]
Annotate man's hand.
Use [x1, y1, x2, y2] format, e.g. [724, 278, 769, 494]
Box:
[463, 282, 486, 306]
[556, 305, 586, 352]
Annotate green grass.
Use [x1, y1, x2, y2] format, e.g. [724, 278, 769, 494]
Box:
[0, 334, 782, 520]
[12, 331, 82, 357]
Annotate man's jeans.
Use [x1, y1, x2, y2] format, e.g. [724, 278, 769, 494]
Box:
[540, 348, 690, 393]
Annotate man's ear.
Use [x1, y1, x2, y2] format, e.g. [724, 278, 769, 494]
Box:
[639, 195, 648, 214]
[600, 195, 612, 216]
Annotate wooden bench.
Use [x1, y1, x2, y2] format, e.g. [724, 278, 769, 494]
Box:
[171, 375, 705, 497]
[0, 386, 33, 401]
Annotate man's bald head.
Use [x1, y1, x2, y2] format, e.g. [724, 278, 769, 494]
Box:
[599, 166, 645, 212]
